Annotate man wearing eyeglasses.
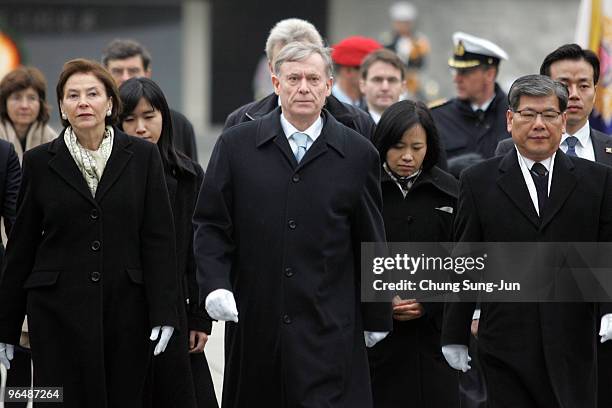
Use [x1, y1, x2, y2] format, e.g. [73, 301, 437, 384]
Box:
[495, 44, 612, 408]
[496, 44, 612, 165]
[441, 74, 612, 408]
[430, 32, 510, 161]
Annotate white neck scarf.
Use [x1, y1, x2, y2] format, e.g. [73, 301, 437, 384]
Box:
[64, 126, 114, 196]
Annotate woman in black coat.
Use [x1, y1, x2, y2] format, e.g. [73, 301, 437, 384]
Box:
[368, 100, 460, 408]
[119, 77, 218, 408]
[0, 59, 179, 407]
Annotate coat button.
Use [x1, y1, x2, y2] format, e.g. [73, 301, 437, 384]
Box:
[91, 240, 101, 251]
[90, 271, 101, 282]
[284, 267, 294, 277]
[288, 220, 296, 229]
[283, 314, 292, 324]
[405, 216, 413, 224]
[90, 209, 99, 220]
[292, 174, 300, 183]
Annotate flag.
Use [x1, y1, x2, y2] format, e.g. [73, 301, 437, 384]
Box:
[576, 0, 612, 134]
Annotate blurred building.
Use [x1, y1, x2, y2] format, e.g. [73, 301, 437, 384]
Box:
[0, 0, 579, 165]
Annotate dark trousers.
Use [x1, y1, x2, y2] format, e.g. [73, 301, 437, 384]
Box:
[5, 345, 32, 408]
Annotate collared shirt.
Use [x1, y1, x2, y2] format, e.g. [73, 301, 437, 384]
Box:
[280, 113, 323, 157]
[368, 109, 382, 125]
[560, 120, 594, 161]
[515, 147, 556, 217]
[471, 94, 495, 112]
[332, 83, 361, 106]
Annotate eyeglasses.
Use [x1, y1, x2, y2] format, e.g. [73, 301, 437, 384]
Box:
[513, 109, 562, 122]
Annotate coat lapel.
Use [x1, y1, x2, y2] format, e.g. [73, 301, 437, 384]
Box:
[591, 128, 612, 166]
[256, 108, 346, 169]
[496, 149, 541, 228]
[48, 133, 97, 206]
[540, 151, 577, 230]
[94, 129, 133, 203]
[297, 110, 345, 169]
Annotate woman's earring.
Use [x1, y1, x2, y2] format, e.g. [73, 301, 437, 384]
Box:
[106, 108, 112, 117]
[61, 112, 67, 120]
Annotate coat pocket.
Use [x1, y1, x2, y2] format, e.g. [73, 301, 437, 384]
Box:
[23, 270, 61, 289]
[126, 268, 144, 285]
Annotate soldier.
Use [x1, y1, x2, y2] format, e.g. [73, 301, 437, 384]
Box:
[430, 32, 510, 162]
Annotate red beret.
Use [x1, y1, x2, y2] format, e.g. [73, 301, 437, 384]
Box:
[331, 36, 383, 67]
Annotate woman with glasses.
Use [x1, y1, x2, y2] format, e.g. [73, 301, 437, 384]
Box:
[368, 100, 460, 408]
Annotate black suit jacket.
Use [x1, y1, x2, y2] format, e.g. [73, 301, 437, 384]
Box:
[495, 127, 612, 166]
[170, 109, 198, 161]
[223, 92, 377, 141]
[442, 149, 612, 408]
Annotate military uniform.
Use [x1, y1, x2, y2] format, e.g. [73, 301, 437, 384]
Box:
[431, 32, 510, 162]
[431, 84, 510, 160]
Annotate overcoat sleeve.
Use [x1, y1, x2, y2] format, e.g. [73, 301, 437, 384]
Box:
[598, 166, 612, 316]
[2, 143, 21, 234]
[441, 171, 480, 346]
[186, 164, 212, 333]
[193, 136, 235, 306]
[0, 151, 41, 345]
[141, 144, 179, 329]
[354, 147, 393, 332]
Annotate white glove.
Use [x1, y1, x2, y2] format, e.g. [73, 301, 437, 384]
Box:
[600, 313, 612, 343]
[0, 342, 14, 369]
[150, 326, 174, 356]
[442, 344, 471, 372]
[205, 289, 239, 322]
[364, 331, 389, 348]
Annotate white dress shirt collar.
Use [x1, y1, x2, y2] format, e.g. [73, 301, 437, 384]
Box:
[471, 94, 495, 112]
[280, 113, 323, 156]
[560, 120, 594, 161]
[515, 147, 556, 217]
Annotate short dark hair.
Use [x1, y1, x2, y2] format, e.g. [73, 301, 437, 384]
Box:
[118, 77, 185, 173]
[508, 74, 568, 112]
[360, 49, 405, 80]
[374, 99, 440, 171]
[56, 58, 122, 128]
[0, 66, 50, 124]
[540, 43, 600, 85]
[101, 39, 152, 71]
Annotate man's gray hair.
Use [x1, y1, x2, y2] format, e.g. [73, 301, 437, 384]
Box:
[508, 74, 568, 112]
[274, 42, 333, 79]
[265, 18, 323, 62]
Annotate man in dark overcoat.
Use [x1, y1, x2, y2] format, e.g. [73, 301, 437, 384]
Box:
[495, 44, 612, 407]
[193, 42, 392, 408]
[441, 74, 612, 408]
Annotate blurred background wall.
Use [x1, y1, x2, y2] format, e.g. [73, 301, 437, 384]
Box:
[0, 0, 580, 164]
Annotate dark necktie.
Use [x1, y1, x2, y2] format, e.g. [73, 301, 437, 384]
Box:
[475, 108, 485, 123]
[530, 162, 549, 217]
[565, 136, 578, 157]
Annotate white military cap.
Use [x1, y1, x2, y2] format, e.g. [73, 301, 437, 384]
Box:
[389, 2, 417, 22]
[448, 32, 509, 69]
